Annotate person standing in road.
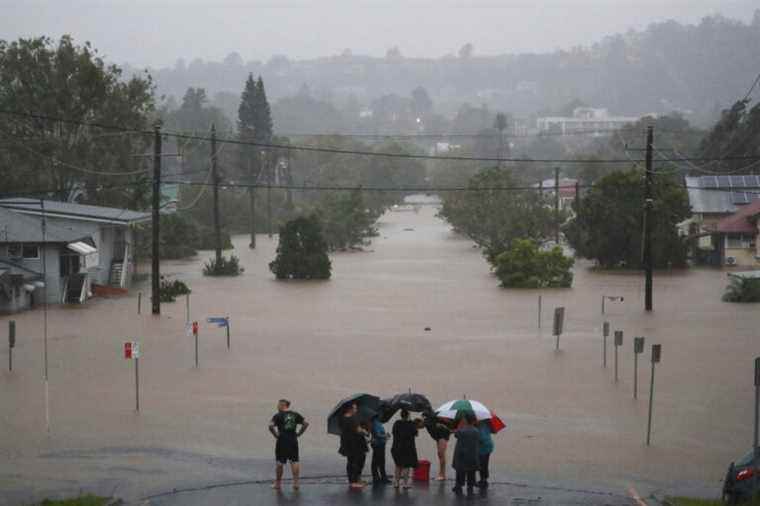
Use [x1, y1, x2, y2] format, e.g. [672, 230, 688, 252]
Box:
[451, 412, 480, 495]
[390, 409, 419, 489]
[424, 412, 451, 481]
[477, 420, 494, 489]
[370, 415, 390, 485]
[339, 403, 369, 489]
[269, 399, 309, 491]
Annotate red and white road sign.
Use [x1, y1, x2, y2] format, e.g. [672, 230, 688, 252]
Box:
[124, 341, 140, 359]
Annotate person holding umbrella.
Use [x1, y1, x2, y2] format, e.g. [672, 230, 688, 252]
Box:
[391, 409, 419, 489]
[339, 403, 369, 489]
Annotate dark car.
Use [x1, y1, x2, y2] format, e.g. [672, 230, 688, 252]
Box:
[723, 449, 758, 504]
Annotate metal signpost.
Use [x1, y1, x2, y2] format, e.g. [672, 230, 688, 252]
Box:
[601, 295, 624, 315]
[8, 320, 16, 372]
[754, 357, 760, 463]
[186, 294, 191, 324]
[614, 330, 623, 383]
[124, 341, 141, 412]
[646, 344, 661, 446]
[192, 321, 199, 368]
[537, 295, 542, 329]
[602, 321, 610, 368]
[633, 337, 645, 399]
[207, 317, 231, 350]
[137, 292, 142, 315]
[553, 307, 565, 351]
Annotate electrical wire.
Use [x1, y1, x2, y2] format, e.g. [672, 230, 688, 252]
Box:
[3, 109, 760, 165]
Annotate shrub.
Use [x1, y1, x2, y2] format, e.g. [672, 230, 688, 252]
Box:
[269, 215, 332, 280]
[203, 255, 243, 276]
[493, 239, 574, 288]
[722, 276, 760, 303]
[158, 277, 191, 302]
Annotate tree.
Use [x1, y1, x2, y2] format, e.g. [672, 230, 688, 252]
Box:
[458, 43, 474, 59]
[411, 86, 433, 120]
[493, 112, 510, 165]
[269, 215, 332, 280]
[0, 36, 155, 208]
[238, 74, 273, 248]
[317, 190, 377, 251]
[698, 99, 760, 172]
[438, 167, 555, 262]
[494, 239, 574, 288]
[564, 169, 690, 269]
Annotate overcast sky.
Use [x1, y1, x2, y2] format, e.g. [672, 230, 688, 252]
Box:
[1, 0, 757, 67]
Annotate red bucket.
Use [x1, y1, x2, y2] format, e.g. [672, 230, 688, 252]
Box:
[413, 459, 431, 482]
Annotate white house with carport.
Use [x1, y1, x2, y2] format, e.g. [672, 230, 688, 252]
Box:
[0, 199, 149, 312]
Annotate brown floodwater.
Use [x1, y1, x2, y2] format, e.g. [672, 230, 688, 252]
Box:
[1, 205, 757, 501]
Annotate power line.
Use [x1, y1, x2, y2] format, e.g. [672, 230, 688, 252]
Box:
[743, 71, 760, 102]
[3, 108, 759, 165]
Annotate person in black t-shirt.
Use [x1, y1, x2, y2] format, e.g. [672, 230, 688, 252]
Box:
[269, 399, 309, 491]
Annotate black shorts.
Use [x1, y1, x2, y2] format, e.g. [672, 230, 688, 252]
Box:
[275, 436, 299, 464]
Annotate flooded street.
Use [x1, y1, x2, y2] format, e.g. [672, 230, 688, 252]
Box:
[1, 205, 757, 503]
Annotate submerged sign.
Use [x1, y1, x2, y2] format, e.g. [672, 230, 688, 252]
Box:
[207, 317, 229, 328]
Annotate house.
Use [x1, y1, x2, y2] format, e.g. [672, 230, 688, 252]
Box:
[715, 199, 760, 267]
[0, 199, 150, 312]
[680, 175, 760, 265]
[534, 178, 578, 211]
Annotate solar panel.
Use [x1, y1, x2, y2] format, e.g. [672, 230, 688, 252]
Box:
[701, 176, 718, 188]
[731, 175, 745, 187]
[751, 175, 760, 187]
[718, 175, 731, 188]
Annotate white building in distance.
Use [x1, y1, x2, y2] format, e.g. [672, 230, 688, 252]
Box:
[537, 107, 642, 136]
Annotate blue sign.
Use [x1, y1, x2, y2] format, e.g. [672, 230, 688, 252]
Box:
[207, 317, 229, 328]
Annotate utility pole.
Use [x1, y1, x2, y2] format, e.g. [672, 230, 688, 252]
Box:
[554, 167, 560, 245]
[41, 198, 49, 432]
[574, 181, 580, 214]
[151, 122, 162, 315]
[211, 124, 222, 265]
[267, 151, 273, 238]
[643, 126, 654, 312]
[248, 157, 256, 249]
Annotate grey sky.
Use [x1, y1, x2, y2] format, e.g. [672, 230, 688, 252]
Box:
[1, 0, 757, 67]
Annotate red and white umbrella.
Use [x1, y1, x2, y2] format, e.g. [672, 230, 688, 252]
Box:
[435, 399, 506, 433]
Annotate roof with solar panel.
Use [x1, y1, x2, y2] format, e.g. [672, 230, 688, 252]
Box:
[685, 176, 760, 214]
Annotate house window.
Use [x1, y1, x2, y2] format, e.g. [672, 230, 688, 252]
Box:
[7, 243, 21, 258]
[22, 244, 39, 259]
[726, 233, 752, 249]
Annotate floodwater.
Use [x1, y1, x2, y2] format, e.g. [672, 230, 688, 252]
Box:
[1, 204, 757, 503]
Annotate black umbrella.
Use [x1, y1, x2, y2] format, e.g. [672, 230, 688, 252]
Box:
[327, 393, 381, 436]
[378, 392, 433, 423]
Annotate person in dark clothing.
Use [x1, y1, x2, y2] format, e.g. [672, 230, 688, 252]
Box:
[339, 403, 369, 489]
[452, 413, 480, 495]
[370, 415, 390, 485]
[390, 409, 419, 489]
[269, 399, 309, 491]
[424, 412, 451, 481]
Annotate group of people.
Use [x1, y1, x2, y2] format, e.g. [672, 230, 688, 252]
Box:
[267, 399, 495, 495]
[338, 402, 496, 494]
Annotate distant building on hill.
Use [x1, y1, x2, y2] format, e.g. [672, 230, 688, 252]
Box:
[536, 107, 641, 136]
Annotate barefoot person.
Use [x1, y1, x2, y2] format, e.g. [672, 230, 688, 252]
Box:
[424, 412, 451, 481]
[390, 409, 419, 489]
[269, 399, 309, 490]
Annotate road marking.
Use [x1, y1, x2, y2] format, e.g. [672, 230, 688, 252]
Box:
[628, 485, 648, 506]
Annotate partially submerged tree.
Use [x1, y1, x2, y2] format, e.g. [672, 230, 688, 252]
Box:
[494, 239, 573, 288]
[269, 215, 332, 280]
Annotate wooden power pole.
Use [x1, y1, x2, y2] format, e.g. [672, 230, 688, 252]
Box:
[554, 167, 560, 245]
[211, 124, 222, 265]
[644, 125, 654, 312]
[151, 122, 162, 315]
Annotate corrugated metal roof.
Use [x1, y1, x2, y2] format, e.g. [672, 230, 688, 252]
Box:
[0, 207, 88, 244]
[686, 176, 760, 214]
[716, 199, 760, 234]
[0, 198, 150, 224]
